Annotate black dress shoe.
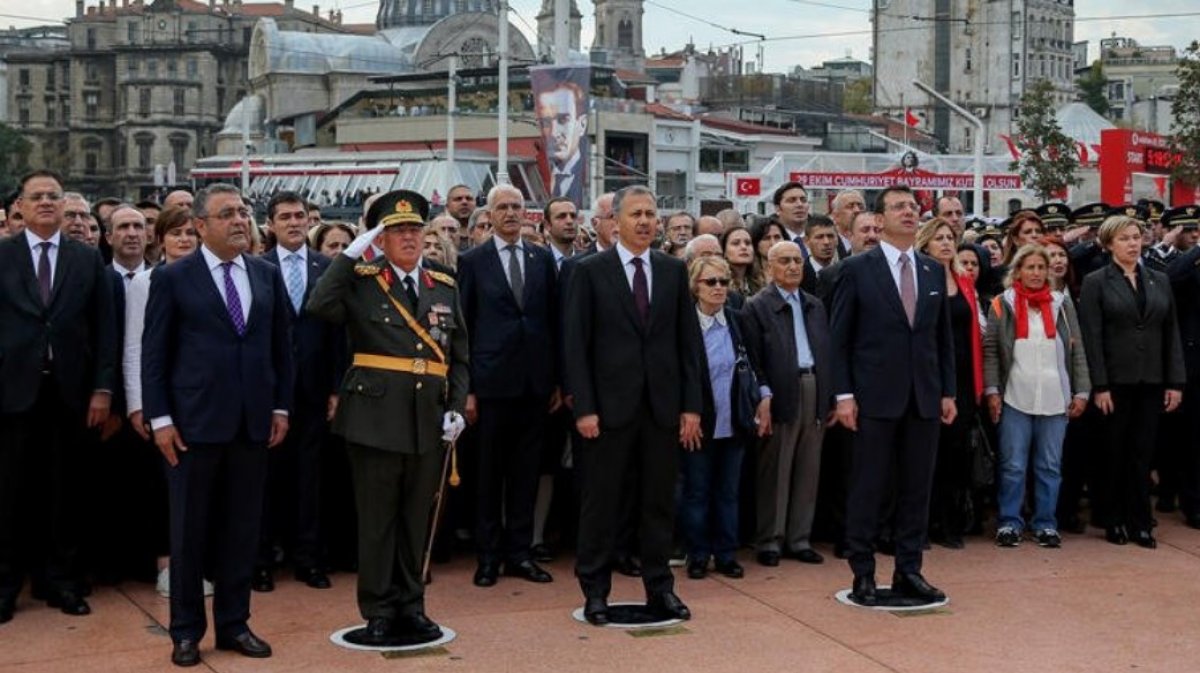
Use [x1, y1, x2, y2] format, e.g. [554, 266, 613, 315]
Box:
[215, 630, 272, 658]
[789, 548, 824, 564]
[294, 567, 332, 589]
[473, 562, 499, 587]
[530, 543, 554, 563]
[397, 612, 443, 642]
[504, 559, 553, 583]
[47, 590, 91, 616]
[833, 542, 851, 559]
[251, 568, 274, 593]
[756, 550, 780, 567]
[1132, 530, 1157, 549]
[0, 597, 15, 624]
[1105, 526, 1129, 546]
[713, 559, 744, 579]
[891, 572, 945, 602]
[171, 639, 201, 667]
[647, 591, 691, 620]
[614, 556, 642, 577]
[361, 618, 397, 646]
[583, 597, 609, 626]
[937, 535, 965, 550]
[686, 558, 708, 579]
[850, 575, 878, 606]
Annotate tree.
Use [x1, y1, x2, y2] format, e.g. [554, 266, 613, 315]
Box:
[0, 123, 31, 197]
[1010, 79, 1080, 201]
[1169, 41, 1200, 188]
[1076, 61, 1109, 116]
[842, 78, 872, 115]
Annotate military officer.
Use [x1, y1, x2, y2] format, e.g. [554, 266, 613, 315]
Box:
[306, 189, 468, 647]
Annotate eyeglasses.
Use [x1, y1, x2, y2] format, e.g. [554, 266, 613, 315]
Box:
[22, 191, 63, 203]
[63, 210, 90, 220]
[698, 277, 731, 287]
[206, 207, 253, 221]
[885, 201, 918, 212]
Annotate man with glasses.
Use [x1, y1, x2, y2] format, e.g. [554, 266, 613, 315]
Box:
[60, 193, 94, 245]
[0, 170, 117, 623]
[741, 241, 832, 568]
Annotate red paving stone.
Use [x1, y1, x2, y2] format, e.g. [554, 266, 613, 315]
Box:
[3, 517, 1200, 672]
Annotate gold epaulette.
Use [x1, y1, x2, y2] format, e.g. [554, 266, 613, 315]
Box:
[427, 270, 455, 287]
[355, 264, 382, 276]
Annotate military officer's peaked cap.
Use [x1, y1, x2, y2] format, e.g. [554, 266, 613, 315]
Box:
[1162, 205, 1199, 230]
[367, 189, 429, 229]
[1035, 203, 1070, 228]
[1070, 202, 1111, 227]
[1109, 203, 1149, 222]
[1139, 199, 1166, 223]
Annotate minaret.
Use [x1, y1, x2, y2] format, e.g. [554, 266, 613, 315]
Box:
[535, 0, 582, 61]
[591, 0, 644, 71]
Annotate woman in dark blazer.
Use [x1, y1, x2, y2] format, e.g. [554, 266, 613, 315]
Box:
[1078, 215, 1185, 548]
[681, 256, 752, 580]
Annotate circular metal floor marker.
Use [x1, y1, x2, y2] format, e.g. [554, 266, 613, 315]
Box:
[571, 602, 687, 629]
[329, 624, 457, 652]
[834, 587, 950, 612]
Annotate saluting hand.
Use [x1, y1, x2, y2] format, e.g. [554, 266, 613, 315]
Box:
[268, 413, 289, 448]
[680, 413, 702, 450]
[155, 425, 188, 467]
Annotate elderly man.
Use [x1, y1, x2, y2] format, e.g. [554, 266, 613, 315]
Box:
[430, 214, 461, 246]
[587, 193, 617, 253]
[684, 234, 722, 264]
[742, 241, 832, 567]
[665, 212, 697, 248]
[467, 208, 492, 247]
[307, 189, 468, 648]
[60, 192, 94, 245]
[163, 190, 194, 211]
[830, 190, 865, 258]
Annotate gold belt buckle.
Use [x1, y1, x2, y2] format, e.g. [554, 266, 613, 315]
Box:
[411, 358, 428, 375]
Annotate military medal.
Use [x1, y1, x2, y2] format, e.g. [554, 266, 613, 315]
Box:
[429, 327, 443, 343]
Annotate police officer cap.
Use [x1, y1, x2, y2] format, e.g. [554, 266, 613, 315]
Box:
[1162, 205, 1200, 231]
[1035, 203, 1070, 229]
[1070, 202, 1111, 227]
[977, 226, 1004, 243]
[365, 189, 430, 229]
[1138, 199, 1166, 223]
[965, 217, 987, 231]
[1109, 203, 1149, 222]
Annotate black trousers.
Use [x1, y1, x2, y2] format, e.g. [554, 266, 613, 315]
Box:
[84, 423, 167, 582]
[0, 376, 85, 600]
[1095, 385, 1162, 532]
[1178, 382, 1200, 519]
[844, 404, 939, 578]
[258, 408, 327, 570]
[576, 404, 678, 600]
[166, 436, 268, 643]
[347, 443, 444, 620]
[474, 394, 545, 564]
[929, 398, 975, 539]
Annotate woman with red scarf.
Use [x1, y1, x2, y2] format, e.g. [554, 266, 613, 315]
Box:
[916, 218, 983, 549]
[983, 245, 1091, 549]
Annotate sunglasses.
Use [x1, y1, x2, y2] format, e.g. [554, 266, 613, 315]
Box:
[699, 277, 731, 287]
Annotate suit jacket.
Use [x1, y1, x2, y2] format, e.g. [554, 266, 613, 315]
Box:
[262, 248, 340, 412]
[107, 266, 130, 417]
[815, 259, 844, 313]
[741, 283, 832, 423]
[830, 245, 955, 420]
[1078, 263, 1185, 390]
[800, 259, 820, 295]
[306, 254, 469, 454]
[141, 248, 294, 445]
[564, 247, 703, 429]
[0, 233, 116, 414]
[458, 238, 558, 399]
[1167, 247, 1200, 380]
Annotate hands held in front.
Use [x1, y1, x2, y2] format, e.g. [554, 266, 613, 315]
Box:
[1068, 397, 1087, 419]
[129, 410, 151, 441]
[987, 394, 1002, 424]
[576, 414, 600, 439]
[1093, 391, 1114, 415]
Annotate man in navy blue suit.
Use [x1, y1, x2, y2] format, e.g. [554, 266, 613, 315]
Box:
[458, 184, 559, 587]
[255, 191, 338, 593]
[830, 184, 956, 607]
[142, 183, 293, 667]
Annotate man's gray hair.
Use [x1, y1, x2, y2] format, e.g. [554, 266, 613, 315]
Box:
[612, 185, 656, 215]
[108, 203, 146, 224]
[684, 233, 720, 263]
[468, 207, 490, 230]
[832, 189, 864, 209]
[193, 183, 243, 218]
[592, 192, 615, 213]
[486, 184, 524, 210]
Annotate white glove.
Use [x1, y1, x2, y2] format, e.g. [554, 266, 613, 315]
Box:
[343, 224, 385, 259]
[442, 411, 466, 443]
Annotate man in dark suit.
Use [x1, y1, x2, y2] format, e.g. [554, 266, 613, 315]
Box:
[142, 183, 293, 666]
[255, 191, 338, 592]
[564, 185, 704, 625]
[0, 170, 116, 623]
[458, 185, 559, 587]
[831, 184, 956, 607]
[742, 241, 832, 567]
[773, 182, 811, 245]
[830, 190, 865, 260]
[801, 215, 838, 295]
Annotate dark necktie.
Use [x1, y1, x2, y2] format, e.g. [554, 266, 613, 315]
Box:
[403, 275, 418, 312]
[37, 242, 52, 305]
[899, 252, 916, 327]
[506, 244, 524, 309]
[221, 261, 246, 336]
[124, 270, 136, 288]
[631, 256, 649, 325]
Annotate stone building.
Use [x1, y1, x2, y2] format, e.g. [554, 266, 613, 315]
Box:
[591, 0, 644, 72]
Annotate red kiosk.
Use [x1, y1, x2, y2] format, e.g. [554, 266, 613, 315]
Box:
[1099, 129, 1195, 206]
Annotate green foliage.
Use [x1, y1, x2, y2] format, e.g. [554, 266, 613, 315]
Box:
[0, 123, 31, 196]
[1076, 61, 1109, 116]
[843, 78, 872, 115]
[1169, 41, 1200, 187]
[1010, 79, 1080, 201]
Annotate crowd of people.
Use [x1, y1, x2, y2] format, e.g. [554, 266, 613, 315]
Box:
[1, 168, 1199, 665]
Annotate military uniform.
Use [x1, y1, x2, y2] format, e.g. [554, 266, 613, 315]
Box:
[306, 191, 468, 638]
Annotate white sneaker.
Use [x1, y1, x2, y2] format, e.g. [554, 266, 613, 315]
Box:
[156, 568, 170, 597]
[203, 580, 214, 596]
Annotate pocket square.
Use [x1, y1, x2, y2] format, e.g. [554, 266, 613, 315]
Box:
[929, 291, 940, 296]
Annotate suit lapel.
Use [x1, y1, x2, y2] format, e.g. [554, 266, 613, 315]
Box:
[867, 248, 908, 326]
[187, 250, 238, 335]
[414, 268, 436, 324]
[482, 241, 518, 309]
[1106, 265, 1140, 318]
[914, 254, 940, 327]
[243, 256, 261, 334]
[521, 247, 540, 309]
[648, 252, 671, 332]
[304, 256, 322, 307]
[48, 241, 74, 308]
[13, 237, 44, 311]
[601, 249, 644, 333]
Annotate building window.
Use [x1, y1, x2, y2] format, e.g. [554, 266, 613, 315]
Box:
[85, 92, 99, 120]
[242, 27, 252, 44]
[47, 68, 55, 90]
[140, 88, 151, 117]
[128, 21, 139, 44]
[87, 28, 96, 49]
[128, 58, 137, 75]
[17, 99, 30, 125]
[137, 136, 153, 171]
[148, 59, 158, 76]
[85, 63, 98, 83]
[86, 152, 98, 174]
[964, 48, 972, 72]
[1011, 11, 1021, 40]
[170, 135, 189, 170]
[618, 18, 634, 50]
[1012, 53, 1022, 79]
[174, 89, 186, 116]
[186, 21, 197, 43]
[186, 58, 198, 78]
[167, 59, 177, 76]
[46, 99, 56, 125]
[18, 69, 30, 87]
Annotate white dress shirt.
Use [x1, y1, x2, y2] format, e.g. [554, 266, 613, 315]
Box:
[390, 263, 422, 299]
[201, 245, 251, 324]
[123, 269, 153, 416]
[616, 241, 653, 297]
[878, 239, 919, 296]
[492, 235, 526, 278]
[276, 244, 309, 298]
[25, 228, 60, 284]
[113, 260, 147, 289]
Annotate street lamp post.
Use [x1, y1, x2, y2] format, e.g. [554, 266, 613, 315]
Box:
[497, 0, 510, 185]
[913, 79, 984, 215]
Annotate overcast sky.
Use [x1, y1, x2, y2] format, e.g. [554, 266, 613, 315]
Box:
[6, 0, 1197, 73]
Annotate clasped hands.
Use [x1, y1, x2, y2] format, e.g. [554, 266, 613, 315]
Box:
[575, 412, 703, 450]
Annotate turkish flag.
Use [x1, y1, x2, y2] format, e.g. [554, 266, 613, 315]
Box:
[735, 177, 761, 197]
[905, 108, 920, 128]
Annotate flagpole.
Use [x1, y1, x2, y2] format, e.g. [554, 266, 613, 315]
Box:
[901, 92, 908, 149]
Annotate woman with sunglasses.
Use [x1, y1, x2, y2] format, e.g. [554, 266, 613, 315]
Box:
[680, 256, 754, 580]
